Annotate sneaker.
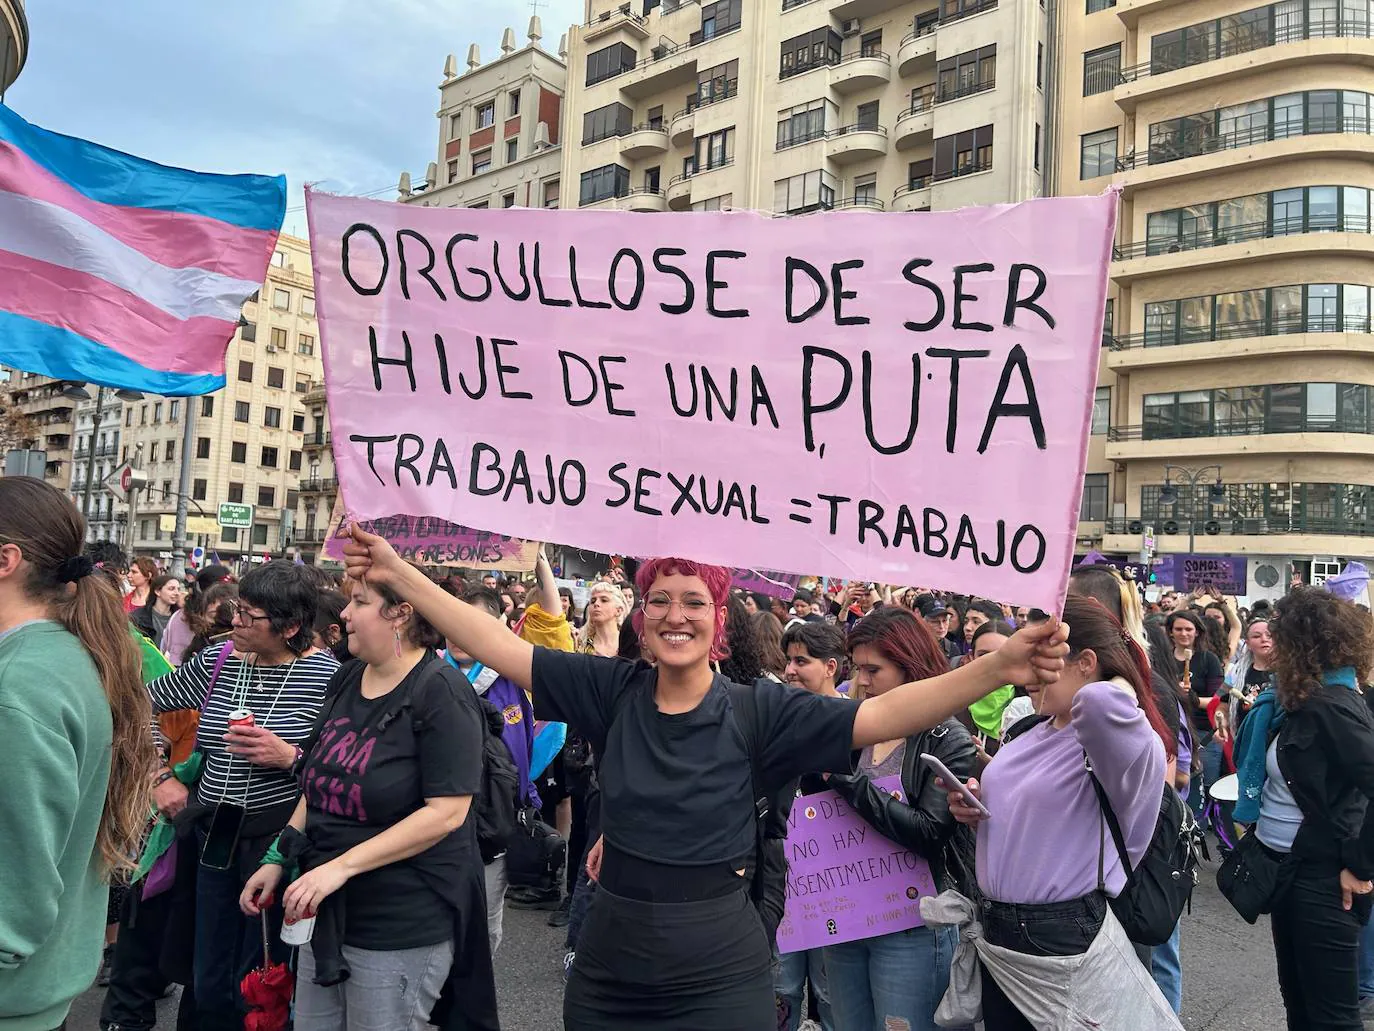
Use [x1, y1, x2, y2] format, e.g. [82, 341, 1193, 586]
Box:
[548, 896, 571, 928]
[96, 943, 115, 987]
[507, 886, 563, 911]
[1359, 995, 1374, 1029]
[562, 950, 576, 983]
[798, 1022, 822, 1031]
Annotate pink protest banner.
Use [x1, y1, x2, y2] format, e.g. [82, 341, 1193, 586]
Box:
[320, 496, 537, 572]
[776, 776, 936, 953]
[305, 191, 1115, 610]
[732, 569, 800, 600]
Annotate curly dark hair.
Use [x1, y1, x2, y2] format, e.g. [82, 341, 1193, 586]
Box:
[1270, 586, 1374, 711]
[719, 596, 765, 684]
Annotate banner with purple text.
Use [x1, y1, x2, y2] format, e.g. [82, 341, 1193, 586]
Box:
[775, 776, 936, 953]
[306, 192, 1116, 610]
[320, 496, 537, 572]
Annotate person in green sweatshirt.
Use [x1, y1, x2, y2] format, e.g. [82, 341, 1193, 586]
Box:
[0, 477, 156, 1031]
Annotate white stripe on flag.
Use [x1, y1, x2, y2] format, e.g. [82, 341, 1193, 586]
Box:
[0, 189, 261, 323]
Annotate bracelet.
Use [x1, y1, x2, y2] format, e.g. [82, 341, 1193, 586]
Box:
[153, 769, 175, 787]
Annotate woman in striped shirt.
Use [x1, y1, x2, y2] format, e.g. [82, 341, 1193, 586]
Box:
[146, 560, 338, 1031]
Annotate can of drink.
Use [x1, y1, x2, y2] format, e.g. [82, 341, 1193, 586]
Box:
[280, 914, 315, 945]
[227, 709, 255, 728]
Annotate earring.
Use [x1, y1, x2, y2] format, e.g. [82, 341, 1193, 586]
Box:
[394, 627, 403, 658]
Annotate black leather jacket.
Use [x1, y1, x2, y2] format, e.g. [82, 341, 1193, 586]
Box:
[1274, 683, 1374, 878]
[827, 717, 977, 892]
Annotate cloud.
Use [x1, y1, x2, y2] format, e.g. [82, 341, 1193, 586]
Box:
[8, 0, 584, 234]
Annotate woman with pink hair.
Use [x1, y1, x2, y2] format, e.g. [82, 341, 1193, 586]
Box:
[341, 527, 1068, 1031]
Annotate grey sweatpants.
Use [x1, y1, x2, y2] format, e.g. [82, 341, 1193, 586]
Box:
[484, 856, 508, 954]
[294, 939, 453, 1031]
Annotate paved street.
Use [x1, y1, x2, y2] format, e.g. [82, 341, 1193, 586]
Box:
[67, 852, 1286, 1029]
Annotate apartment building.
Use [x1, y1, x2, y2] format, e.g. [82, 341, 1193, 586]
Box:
[1, 0, 26, 97]
[1052, 0, 1374, 594]
[560, 0, 1047, 215]
[294, 378, 339, 565]
[121, 234, 322, 564]
[69, 388, 126, 544]
[399, 17, 566, 210]
[0, 372, 78, 490]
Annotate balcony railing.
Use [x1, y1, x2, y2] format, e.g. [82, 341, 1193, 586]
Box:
[1108, 415, 1374, 442]
[584, 4, 646, 29]
[1117, 116, 1373, 171]
[781, 54, 840, 80]
[940, 0, 997, 24]
[908, 86, 937, 114]
[900, 20, 939, 45]
[933, 159, 992, 183]
[303, 431, 332, 447]
[936, 78, 995, 104]
[836, 48, 890, 67]
[776, 126, 827, 151]
[1108, 313, 1374, 350]
[894, 176, 934, 200]
[1104, 515, 1374, 538]
[669, 157, 734, 186]
[829, 122, 887, 139]
[672, 79, 738, 122]
[1114, 214, 1373, 260]
[835, 195, 886, 210]
[782, 0, 823, 9]
[299, 477, 339, 493]
[1119, 18, 1374, 83]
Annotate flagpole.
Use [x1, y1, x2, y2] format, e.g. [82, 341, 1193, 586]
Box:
[170, 398, 196, 578]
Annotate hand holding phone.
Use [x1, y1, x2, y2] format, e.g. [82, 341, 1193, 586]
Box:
[921, 752, 990, 819]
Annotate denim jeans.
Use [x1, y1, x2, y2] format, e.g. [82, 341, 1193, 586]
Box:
[1271, 863, 1364, 1030]
[1189, 738, 1225, 831]
[824, 924, 959, 1031]
[295, 939, 453, 1031]
[1360, 907, 1374, 1000]
[775, 948, 834, 1031]
[1151, 920, 1183, 1014]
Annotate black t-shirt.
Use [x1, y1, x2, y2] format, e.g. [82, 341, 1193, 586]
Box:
[1244, 664, 1273, 695]
[301, 657, 484, 949]
[530, 648, 858, 866]
[1185, 650, 1225, 735]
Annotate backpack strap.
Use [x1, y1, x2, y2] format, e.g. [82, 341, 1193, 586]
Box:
[1003, 712, 1050, 744]
[1083, 752, 1134, 884]
[729, 681, 769, 904]
[200, 641, 235, 711]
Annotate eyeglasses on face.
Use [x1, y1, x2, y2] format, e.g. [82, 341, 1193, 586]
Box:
[641, 595, 715, 621]
[231, 607, 273, 628]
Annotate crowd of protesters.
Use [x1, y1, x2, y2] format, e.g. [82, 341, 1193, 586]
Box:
[2, 476, 1374, 1031]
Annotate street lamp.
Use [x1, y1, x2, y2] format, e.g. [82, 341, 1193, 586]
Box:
[1160, 463, 1225, 554]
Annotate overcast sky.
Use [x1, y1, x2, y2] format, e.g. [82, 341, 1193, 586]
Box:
[7, 0, 583, 235]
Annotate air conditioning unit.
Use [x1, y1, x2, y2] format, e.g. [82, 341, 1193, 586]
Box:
[1162, 520, 1180, 535]
[1127, 520, 1144, 535]
[841, 19, 862, 36]
[265, 343, 278, 353]
[1203, 519, 1222, 535]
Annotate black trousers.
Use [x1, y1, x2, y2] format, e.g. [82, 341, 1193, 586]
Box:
[100, 884, 199, 1031]
[978, 894, 1106, 1031]
[1271, 862, 1367, 1031]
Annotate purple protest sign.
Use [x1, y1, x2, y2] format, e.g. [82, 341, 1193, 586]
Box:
[1152, 555, 1248, 595]
[775, 775, 936, 954]
[319, 496, 537, 571]
[731, 568, 801, 600]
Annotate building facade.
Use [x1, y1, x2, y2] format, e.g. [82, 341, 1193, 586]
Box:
[1, 0, 26, 98]
[295, 378, 339, 565]
[121, 234, 322, 565]
[399, 17, 566, 211]
[1053, 0, 1374, 595]
[0, 372, 77, 490]
[70, 389, 126, 544]
[560, 0, 1047, 215]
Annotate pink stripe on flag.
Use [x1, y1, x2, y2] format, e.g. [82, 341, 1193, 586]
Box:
[0, 249, 233, 374]
[0, 141, 279, 282]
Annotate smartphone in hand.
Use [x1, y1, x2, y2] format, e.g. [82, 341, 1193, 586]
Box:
[921, 752, 990, 818]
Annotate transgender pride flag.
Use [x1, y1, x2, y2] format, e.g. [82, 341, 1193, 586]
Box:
[0, 106, 286, 395]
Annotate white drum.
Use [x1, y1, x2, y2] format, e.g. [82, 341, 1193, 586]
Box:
[1209, 773, 1239, 803]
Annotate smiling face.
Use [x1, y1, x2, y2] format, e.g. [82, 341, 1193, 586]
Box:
[850, 643, 906, 699]
[640, 572, 720, 672]
[155, 578, 183, 609]
[784, 642, 837, 695]
[1169, 617, 1197, 651]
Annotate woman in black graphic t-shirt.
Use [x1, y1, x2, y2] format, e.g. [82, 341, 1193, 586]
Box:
[340, 527, 1068, 1031]
[240, 573, 493, 1031]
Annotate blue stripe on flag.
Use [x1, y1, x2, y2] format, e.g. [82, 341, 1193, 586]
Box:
[0, 311, 227, 395]
[0, 106, 286, 232]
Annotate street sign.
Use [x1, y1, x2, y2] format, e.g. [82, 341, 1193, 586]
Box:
[104, 461, 148, 503]
[217, 502, 254, 529]
[160, 514, 220, 536]
[1143, 525, 1156, 554]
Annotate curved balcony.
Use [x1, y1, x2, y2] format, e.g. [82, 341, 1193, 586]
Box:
[1, 0, 27, 93]
[830, 50, 891, 94]
[892, 178, 932, 212]
[1113, 0, 1193, 27]
[619, 123, 670, 160]
[826, 123, 889, 164]
[669, 107, 695, 146]
[894, 91, 935, 150]
[897, 25, 937, 77]
[834, 195, 886, 211]
[936, 78, 995, 107]
[1106, 314, 1373, 370]
[624, 187, 667, 212]
[1105, 419, 1374, 462]
[1113, 219, 1374, 283]
[666, 173, 694, 211]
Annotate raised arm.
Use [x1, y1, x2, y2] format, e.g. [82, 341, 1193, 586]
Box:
[531, 544, 561, 617]
[344, 527, 534, 690]
[852, 617, 1068, 748]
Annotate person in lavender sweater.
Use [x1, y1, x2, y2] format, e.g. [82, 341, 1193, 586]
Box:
[947, 594, 1173, 1030]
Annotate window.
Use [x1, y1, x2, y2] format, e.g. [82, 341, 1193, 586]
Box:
[1079, 127, 1118, 179]
[691, 194, 733, 211]
[776, 99, 831, 149]
[252, 524, 269, 547]
[853, 173, 877, 205]
[153, 402, 163, 423]
[698, 0, 741, 40]
[196, 437, 211, 459]
[267, 367, 284, 389]
[780, 28, 842, 79]
[292, 413, 305, 432]
[1083, 44, 1121, 96]
[1087, 0, 1115, 10]
[856, 101, 880, 130]
[220, 527, 238, 544]
[509, 91, 521, 117]
[240, 321, 257, 342]
[272, 289, 290, 311]
[937, 45, 996, 101]
[506, 139, 518, 164]
[165, 440, 175, 463]
[772, 170, 837, 214]
[860, 30, 882, 56]
[149, 441, 159, 463]
[586, 42, 636, 86]
[260, 446, 279, 468]
[271, 327, 287, 350]
[264, 406, 282, 429]
[192, 478, 208, 501]
[472, 149, 492, 175]
[908, 158, 934, 190]
[289, 450, 303, 472]
[579, 164, 631, 206]
[231, 442, 247, 463]
[298, 334, 315, 356]
[696, 60, 738, 105]
[202, 397, 214, 418]
[234, 401, 250, 423]
[644, 166, 662, 192]
[140, 405, 147, 425]
[497, 192, 514, 208]
[1142, 281, 1371, 347]
[1037, 42, 1043, 88]
[301, 295, 315, 317]
[448, 113, 461, 139]
[1092, 387, 1111, 434]
[933, 125, 994, 180]
[270, 251, 286, 268]
[1103, 298, 1115, 343]
[648, 106, 664, 129]
[470, 201, 490, 209]
[543, 179, 561, 208]
[447, 160, 459, 183]
[1034, 123, 1041, 171]
[695, 127, 735, 171]
[1080, 473, 1109, 520]
[476, 101, 495, 129]
[257, 486, 276, 508]
[295, 374, 311, 394]
[583, 103, 633, 145]
[126, 409, 133, 427]
[228, 482, 244, 503]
